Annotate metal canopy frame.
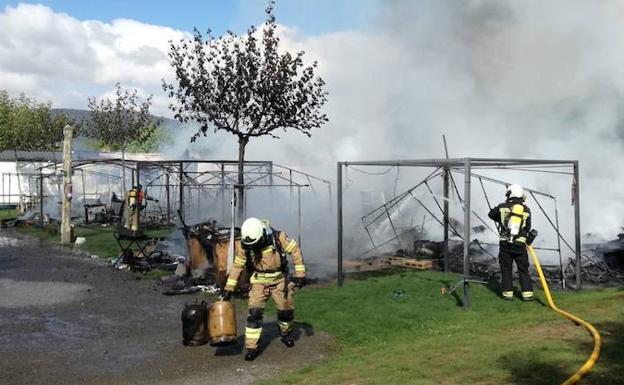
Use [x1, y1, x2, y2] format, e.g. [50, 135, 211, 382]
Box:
[336, 157, 581, 309]
[24, 157, 331, 247]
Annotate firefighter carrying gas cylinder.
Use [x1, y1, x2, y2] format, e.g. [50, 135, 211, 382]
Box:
[488, 184, 534, 301]
[223, 217, 307, 361]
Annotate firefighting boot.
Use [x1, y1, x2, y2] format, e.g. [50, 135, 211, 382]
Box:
[280, 335, 295, 348]
[521, 291, 534, 301]
[244, 349, 259, 361]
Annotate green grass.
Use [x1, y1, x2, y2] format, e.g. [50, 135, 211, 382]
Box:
[16, 224, 174, 259]
[0, 207, 16, 220]
[260, 271, 624, 385]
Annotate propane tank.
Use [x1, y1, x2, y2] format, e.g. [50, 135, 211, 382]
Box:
[507, 203, 525, 238]
[181, 301, 209, 346]
[208, 299, 237, 346]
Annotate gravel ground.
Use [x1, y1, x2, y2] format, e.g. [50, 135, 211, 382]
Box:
[0, 229, 331, 385]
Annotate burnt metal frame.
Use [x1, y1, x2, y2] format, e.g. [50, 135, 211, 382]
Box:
[358, 168, 568, 290]
[336, 158, 581, 309]
[29, 157, 331, 247]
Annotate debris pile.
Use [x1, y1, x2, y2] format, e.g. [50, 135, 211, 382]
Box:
[111, 240, 180, 273]
[567, 255, 624, 284]
[349, 235, 624, 286]
[157, 274, 219, 296]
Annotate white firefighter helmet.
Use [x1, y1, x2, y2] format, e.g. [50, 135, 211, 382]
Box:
[506, 184, 526, 200]
[241, 217, 266, 246]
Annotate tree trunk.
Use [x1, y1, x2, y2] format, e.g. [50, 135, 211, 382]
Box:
[237, 136, 248, 223]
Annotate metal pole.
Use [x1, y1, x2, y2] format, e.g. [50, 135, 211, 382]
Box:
[573, 161, 581, 289]
[136, 163, 140, 229]
[197, 184, 201, 218]
[443, 167, 450, 272]
[554, 199, 565, 290]
[107, 167, 111, 202]
[463, 158, 471, 309]
[80, 169, 86, 206]
[337, 162, 344, 287]
[297, 186, 302, 247]
[121, 149, 126, 197]
[179, 162, 184, 222]
[221, 163, 226, 221]
[165, 172, 171, 224]
[38, 171, 44, 227]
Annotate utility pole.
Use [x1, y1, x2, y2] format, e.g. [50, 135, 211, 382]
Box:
[61, 125, 73, 244]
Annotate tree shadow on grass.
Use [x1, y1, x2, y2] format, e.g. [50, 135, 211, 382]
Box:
[499, 320, 624, 385]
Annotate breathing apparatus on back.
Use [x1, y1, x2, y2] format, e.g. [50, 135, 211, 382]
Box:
[505, 184, 527, 242]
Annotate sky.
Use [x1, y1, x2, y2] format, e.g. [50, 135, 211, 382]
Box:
[4, 0, 624, 255]
[0, 0, 378, 35]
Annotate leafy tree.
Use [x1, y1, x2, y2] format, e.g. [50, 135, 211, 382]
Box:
[163, 1, 328, 220]
[125, 124, 173, 153]
[0, 90, 73, 152]
[85, 83, 161, 194]
[0, 90, 74, 212]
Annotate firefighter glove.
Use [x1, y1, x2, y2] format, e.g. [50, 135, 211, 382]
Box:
[293, 276, 307, 289]
[221, 289, 233, 301]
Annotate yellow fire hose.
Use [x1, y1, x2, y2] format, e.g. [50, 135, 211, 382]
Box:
[527, 245, 601, 385]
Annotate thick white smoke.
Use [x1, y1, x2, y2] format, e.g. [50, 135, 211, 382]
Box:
[193, 1, 624, 263]
[5, 1, 624, 266]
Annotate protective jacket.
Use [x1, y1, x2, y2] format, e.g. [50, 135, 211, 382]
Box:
[488, 198, 534, 300]
[225, 229, 305, 290]
[224, 228, 305, 351]
[488, 199, 531, 245]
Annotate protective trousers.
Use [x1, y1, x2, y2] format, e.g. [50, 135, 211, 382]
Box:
[245, 277, 295, 350]
[498, 242, 533, 300]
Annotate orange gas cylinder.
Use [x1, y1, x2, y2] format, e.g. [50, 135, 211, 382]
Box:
[208, 299, 237, 346]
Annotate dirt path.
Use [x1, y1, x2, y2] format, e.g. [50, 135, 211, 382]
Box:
[0, 229, 331, 385]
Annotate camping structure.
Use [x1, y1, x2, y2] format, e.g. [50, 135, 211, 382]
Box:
[336, 157, 580, 309]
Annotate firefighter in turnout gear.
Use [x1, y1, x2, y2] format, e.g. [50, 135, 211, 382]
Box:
[124, 186, 139, 231]
[488, 184, 534, 301]
[223, 217, 306, 361]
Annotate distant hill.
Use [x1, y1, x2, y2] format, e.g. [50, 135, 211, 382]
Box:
[50, 108, 187, 153]
[51, 108, 182, 129]
[50, 109, 223, 158]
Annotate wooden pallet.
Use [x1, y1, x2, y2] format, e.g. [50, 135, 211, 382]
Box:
[386, 256, 434, 270]
[344, 259, 387, 272]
